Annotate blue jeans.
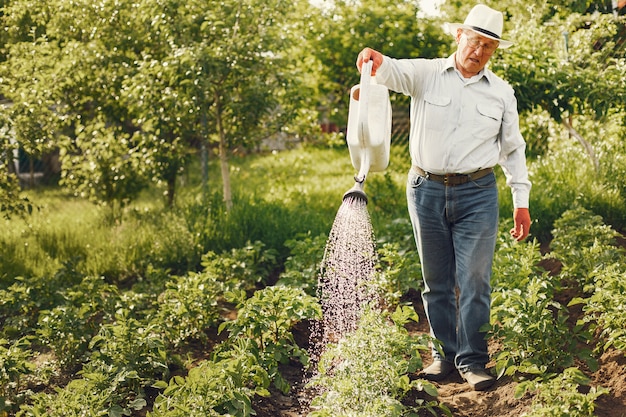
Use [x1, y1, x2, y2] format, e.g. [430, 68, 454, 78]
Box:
[406, 168, 499, 372]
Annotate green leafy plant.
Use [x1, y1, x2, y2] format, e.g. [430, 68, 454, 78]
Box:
[516, 367, 609, 417]
[375, 241, 423, 308]
[218, 286, 321, 394]
[570, 263, 626, 353]
[548, 207, 623, 288]
[18, 376, 112, 417]
[154, 271, 222, 348]
[276, 233, 327, 296]
[491, 232, 545, 291]
[487, 276, 593, 378]
[149, 340, 271, 417]
[37, 276, 119, 371]
[74, 312, 170, 415]
[308, 305, 450, 417]
[0, 259, 84, 340]
[201, 240, 279, 296]
[0, 337, 34, 414]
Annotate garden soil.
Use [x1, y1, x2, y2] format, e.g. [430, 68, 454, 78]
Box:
[252, 288, 626, 417]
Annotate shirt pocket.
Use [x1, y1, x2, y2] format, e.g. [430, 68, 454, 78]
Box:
[474, 103, 502, 140]
[424, 93, 451, 131]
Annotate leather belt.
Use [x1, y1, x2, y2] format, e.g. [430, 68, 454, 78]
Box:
[413, 166, 493, 186]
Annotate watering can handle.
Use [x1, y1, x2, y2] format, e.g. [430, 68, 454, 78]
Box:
[356, 60, 373, 181]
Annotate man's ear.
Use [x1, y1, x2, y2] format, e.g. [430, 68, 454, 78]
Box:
[455, 28, 463, 44]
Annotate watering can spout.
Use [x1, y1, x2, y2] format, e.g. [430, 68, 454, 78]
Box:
[342, 175, 368, 204]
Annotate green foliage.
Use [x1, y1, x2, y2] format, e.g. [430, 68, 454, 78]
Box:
[309, 305, 449, 417]
[201, 240, 280, 295]
[552, 208, 626, 353]
[516, 367, 609, 417]
[0, 337, 34, 413]
[375, 241, 423, 307]
[17, 369, 148, 417]
[88, 313, 170, 387]
[488, 231, 595, 378]
[548, 206, 623, 287]
[0, 259, 84, 340]
[218, 286, 321, 394]
[37, 276, 120, 371]
[491, 233, 544, 290]
[47, 312, 170, 415]
[149, 342, 271, 417]
[276, 233, 328, 296]
[571, 264, 626, 353]
[525, 134, 626, 241]
[18, 377, 111, 417]
[0, 171, 33, 220]
[497, 5, 626, 121]
[307, 0, 451, 126]
[488, 276, 592, 377]
[154, 271, 222, 348]
[59, 119, 149, 216]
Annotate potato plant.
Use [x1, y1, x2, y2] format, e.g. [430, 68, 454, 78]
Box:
[218, 286, 322, 394]
[308, 305, 450, 417]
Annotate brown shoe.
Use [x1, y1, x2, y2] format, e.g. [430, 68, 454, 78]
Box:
[420, 360, 456, 382]
[461, 369, 495, 391]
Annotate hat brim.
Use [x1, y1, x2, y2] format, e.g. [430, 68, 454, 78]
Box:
[445, 22, 514, 49]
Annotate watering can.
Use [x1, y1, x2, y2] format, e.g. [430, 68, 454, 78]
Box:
[342, 60, 392, 203]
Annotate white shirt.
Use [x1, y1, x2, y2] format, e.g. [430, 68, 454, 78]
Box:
[376, 54, 531, 208]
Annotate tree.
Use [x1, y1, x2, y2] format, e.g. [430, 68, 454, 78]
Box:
[183, 0, 311, 210]
[1, 0, 313, 211]
[307, 0, 451, 127]
[489, 2, 626, 165]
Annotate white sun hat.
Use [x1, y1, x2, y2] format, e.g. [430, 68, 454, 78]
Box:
[445, 4, 514, 49]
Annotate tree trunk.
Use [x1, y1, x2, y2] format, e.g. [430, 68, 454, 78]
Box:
[562, 117, 600, 172]
[215, 92, 233, 210]
[167, 175, 176, 208]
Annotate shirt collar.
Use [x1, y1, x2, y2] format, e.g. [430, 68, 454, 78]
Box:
[443, 54, 493, 84]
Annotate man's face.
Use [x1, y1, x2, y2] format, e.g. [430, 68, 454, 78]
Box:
[455, 29, 499, 77]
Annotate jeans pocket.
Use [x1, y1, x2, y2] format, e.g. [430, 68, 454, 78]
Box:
[408, 170, 426, 188]
[470, 173, 496, 188]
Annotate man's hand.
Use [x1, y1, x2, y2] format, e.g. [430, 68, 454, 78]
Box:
[510, 208, 531, 241]
[356, 47, 384, 75]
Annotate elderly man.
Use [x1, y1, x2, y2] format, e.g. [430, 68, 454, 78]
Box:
[356, 4, 531, 391]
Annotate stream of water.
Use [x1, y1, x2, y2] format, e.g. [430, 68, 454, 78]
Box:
[315, 194, 379, 345]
